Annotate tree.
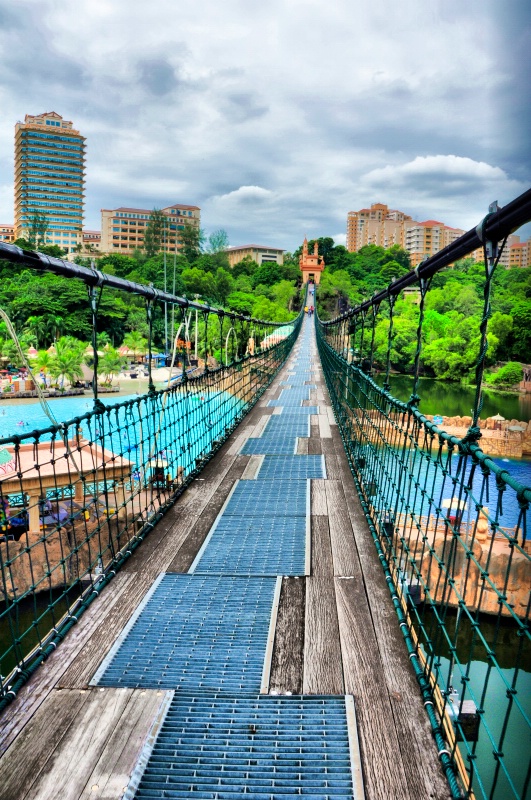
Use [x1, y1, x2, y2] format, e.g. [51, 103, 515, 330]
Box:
[25, 213, 49, 249]
[487, 362, 523, 387]
[251, 262, 284, 288]
[226, 291, 255, 316]
[25, 315, 49, 348]
[98, 346, 125, 384]
[143, 209, 166, 258]
[178, 222, 205, 264]
[213, 268, 234, 305]
[122, 331, 148, 362]
[48, 337, 84, 387]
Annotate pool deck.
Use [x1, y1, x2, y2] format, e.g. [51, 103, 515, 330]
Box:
[0, 321, 450, 800]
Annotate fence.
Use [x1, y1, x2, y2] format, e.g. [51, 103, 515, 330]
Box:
[317, 189, 531, 800]
[0, 242, 302, 707]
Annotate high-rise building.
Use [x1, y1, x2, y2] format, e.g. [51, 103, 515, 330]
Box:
[404, 220, 465, 266]
[14, 112, 85, 252]
[346, 203, 414, 252]
[100, 204, 200, 254]
[347, 203, 466, 266]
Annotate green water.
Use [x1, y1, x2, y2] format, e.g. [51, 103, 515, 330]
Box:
[379, 375, 531, 422]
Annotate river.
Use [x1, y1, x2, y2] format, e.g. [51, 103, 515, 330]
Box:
[379, 374, 531, 423]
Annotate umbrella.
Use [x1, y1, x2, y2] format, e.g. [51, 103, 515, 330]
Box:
[491, 413, 505, 421]
[27, 347, 38, 358]
[508, 425, 526, 432]
[441, 498, 467, 510]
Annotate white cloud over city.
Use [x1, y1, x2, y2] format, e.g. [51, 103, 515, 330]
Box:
[0, 0, 529, 250]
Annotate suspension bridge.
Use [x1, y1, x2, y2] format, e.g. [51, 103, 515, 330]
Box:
[0, 189, 529, 800]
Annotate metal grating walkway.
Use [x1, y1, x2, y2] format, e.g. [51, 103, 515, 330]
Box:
[93, 574, 278, 692]
[129, 693, 357, 799]
[94, 320, 361, 799]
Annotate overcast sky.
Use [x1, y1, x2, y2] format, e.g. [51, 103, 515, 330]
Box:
[0, 0, 529, 251]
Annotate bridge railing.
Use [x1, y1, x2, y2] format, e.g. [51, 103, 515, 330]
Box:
[316, 189, 531, 800]
[0, 242, 303, 708]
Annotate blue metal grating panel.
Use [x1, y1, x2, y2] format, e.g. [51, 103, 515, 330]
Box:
[241, 439, 299, 456]
[131, 693, 354, 799]
[258, 455, 325, 480]
[94, 574, 276, 691]
[223, 480, 308, 516]
[193, 516, 307, 576]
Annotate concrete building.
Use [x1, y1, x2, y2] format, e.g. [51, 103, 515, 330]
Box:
[225, 244, 284, 268]
[346, 203, 414, 252]
[0, 224, 14, 243]
[509, 239, 531, 268]
[299, 237, 324, 284]
[347, 203, 468, 266]
[100, 204, 200, 254]
[405, 220, 466, 267]
[14, 112, 85, 252]
[82, 230, 101, 252]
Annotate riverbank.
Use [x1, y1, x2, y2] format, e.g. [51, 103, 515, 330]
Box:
[425, 414, 531, 458]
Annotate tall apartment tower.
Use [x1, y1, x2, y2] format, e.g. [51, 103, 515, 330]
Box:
[14, 112, 85, 252]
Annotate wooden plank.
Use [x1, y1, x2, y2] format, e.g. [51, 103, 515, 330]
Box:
[0, 689, 90, 799]
[325, 480, 359, 577]
[334, 578, 411, 800]
[79, 690, 167, 800]
[269, 578, 305, 695]
[0, 572, 134, 753]
[241, 455, 264, 480]
[311, 480, 328, 515]
[334, 455, 450, 798]
[307, 437, 322, 455]
[303, 577, 344, 695]
[318, 415, 332, 438]
[323, 452, 342, 479]
[296, 438, 309, 454]
[25, 688, 132, 800]
[167, 456, 249, 572]
[311, 516, 334, 577]
[59, 577, 158, 688]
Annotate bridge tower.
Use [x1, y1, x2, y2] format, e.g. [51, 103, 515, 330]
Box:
[299, 237, 325, 284]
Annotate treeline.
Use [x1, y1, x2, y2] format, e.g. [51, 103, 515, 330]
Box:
[311, 237, 531, 382]
[0, 225, 302, 353]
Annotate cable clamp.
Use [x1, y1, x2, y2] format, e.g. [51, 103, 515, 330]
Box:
[475, 201, 500, 243]
[423, 699, 434, 708]
[438, 749, 452, 760]
[89, 264, 106, 287]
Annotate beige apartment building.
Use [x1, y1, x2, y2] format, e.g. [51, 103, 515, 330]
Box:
[0, 224, 14, 243]
[346, 203, 414, 252]
[347, 202, 467, 266]
[100, 204, 200, 254]
[225, 244, 284, 268]
[405, 220, 465, 266]
[14, 112, 85, 252]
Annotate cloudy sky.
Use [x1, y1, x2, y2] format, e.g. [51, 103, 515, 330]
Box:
[0, 0, 529, 251]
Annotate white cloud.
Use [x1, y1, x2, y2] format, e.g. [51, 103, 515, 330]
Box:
[213, 186, 274, 204]
[0, 0, 528, 249]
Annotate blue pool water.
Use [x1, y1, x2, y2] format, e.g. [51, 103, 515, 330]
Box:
[0, 389, 245, 482]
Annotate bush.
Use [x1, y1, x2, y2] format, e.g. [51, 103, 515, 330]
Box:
[487, 362, 523, 387]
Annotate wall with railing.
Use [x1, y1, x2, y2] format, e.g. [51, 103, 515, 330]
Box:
[317, 190, 531, 800]
[0, 242, 303, 708]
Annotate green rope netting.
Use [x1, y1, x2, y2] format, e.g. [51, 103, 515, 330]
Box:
[316, 245, 531, 800]
[0, 282, 302, 708]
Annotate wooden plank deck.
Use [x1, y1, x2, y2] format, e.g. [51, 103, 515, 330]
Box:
[0, 327, 451, 800]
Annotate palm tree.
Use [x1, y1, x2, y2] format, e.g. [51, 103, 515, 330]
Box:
[122, 331, 148, 363]
[98, 347, 125, 385]
[49, 337, 84, 388]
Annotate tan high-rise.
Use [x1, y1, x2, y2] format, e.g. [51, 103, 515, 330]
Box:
[14, 112, 85, 252]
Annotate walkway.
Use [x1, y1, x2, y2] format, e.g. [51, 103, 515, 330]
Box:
[0, 320, 450, 799]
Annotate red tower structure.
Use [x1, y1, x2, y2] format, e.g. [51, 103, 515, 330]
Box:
[299, 238, 325, 284]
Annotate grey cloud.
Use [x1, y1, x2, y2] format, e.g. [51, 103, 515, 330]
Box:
[138, 58, 179, 96]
